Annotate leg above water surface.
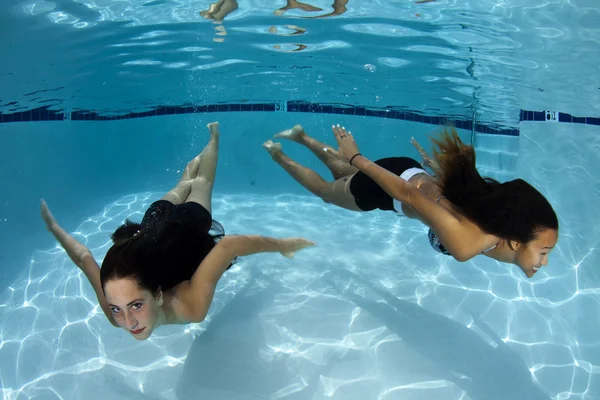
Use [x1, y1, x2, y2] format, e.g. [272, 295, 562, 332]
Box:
[200, 0, 239, 22]
[274, 0, 323, 16]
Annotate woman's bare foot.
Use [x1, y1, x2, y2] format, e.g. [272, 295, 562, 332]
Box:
[200, 0, 239, 22]
[263, 140, 282, 157]
[207, 121, 220, 139]
[273, 124, 305, 142]
[274, 124, 344, 160]
[274, 0, 322, 16]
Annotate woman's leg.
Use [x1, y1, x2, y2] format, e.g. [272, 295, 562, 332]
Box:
[274, 0, 323, 16]
[274, 124, 358, 179]
[305, 0, 349, 19]
[200, 0, 238, 42]
[185, 122, 220, 214]
[263, 140, 361, 211]
[200, 0, 239, 21]
[160, 153, 200, 205]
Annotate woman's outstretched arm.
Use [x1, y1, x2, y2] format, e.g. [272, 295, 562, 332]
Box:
[174, 235, 315, 323]
[330, 125, 497, 261]
[40, 200, 118, 326]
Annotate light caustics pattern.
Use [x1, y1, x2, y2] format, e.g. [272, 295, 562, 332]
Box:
[0, 189, 597, 399]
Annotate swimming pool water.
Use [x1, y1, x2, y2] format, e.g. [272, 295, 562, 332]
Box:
[0, 191, 579, 399]
[1, 115, 598, 400]
[1, 1, 599, 399]
[3, 0, 600, 127]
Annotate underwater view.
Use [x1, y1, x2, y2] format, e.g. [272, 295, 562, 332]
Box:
[1, 1, 599, 399]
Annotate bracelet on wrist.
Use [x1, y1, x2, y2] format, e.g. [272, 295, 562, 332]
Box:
[349, 153, 362, 166]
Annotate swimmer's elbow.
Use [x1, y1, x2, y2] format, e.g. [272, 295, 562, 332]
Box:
[183, 294, 210, 323]
[189, 315, 206, 324]
[452, 251, 471, 263]
[215, 235, 242, 258]
[188, 309, 208, 323]
[449, 244, 478, 262]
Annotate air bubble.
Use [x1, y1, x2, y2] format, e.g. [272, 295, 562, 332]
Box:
[364, 64, 377, 72]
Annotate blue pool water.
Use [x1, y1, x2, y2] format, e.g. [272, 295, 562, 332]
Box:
[1, 1, 599, 399]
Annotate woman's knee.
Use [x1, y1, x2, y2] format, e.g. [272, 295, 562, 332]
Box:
[191, 176, 214, 189]
[163, 181, 191, 204]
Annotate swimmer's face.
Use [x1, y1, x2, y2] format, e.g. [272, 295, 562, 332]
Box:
[514, 229, 558, 278]
[104, 278, 163, 340]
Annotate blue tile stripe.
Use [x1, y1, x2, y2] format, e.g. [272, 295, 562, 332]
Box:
[2, 102, 597, 136]
[284, 100, 492, 133]
[519, 110, 600, 126]
[0, 103, 277, 123]
[0, 102, 515, 135]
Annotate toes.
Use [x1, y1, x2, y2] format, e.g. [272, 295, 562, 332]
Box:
[207, 122, 220, 136]
[273, 130, 289, 139]
[262, 140, 282, 154]
[274, 124, 304, 140]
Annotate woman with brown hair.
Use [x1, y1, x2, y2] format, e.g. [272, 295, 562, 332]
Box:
[263, 124, 558, 278]
[40, 122, 314, 341]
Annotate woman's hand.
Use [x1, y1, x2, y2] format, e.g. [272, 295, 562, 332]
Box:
[40, 199, 57, 231]
[277, 238, 316, 258]
[332, 124, 361, 162]
[40, 199, 93, 268]
[410, 137, 442, 176]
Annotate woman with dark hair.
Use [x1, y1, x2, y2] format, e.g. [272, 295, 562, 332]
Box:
[263, 124, 558, 278]
[40, 122, 314, 340]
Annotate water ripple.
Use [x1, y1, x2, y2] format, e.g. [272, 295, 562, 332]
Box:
[2, 0, 598, 124]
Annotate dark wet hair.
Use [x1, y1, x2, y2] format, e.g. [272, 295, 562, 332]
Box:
[430, 127, 558, 244]
[100, 215, 230, 294]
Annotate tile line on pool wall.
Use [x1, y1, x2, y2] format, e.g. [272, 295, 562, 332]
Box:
[1, 100, 599, 136]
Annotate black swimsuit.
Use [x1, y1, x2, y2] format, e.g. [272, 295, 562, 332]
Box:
[140, 200, 221, 289]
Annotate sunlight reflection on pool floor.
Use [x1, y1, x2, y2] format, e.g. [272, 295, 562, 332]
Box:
[0, 193, 595, 399]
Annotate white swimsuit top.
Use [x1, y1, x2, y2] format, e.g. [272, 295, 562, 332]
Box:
[393, 169, 499, 256]
[392, 167, 430, 215]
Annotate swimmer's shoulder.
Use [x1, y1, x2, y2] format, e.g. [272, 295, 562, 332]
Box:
[161, 285, 202, 325]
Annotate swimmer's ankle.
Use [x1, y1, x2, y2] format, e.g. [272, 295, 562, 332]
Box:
[274, 125, 305, 143]
[262, 140, 282, 156]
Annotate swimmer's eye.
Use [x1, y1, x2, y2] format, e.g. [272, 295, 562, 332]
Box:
[110, 307, 121, 314]
[131, 303, 143, 310]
